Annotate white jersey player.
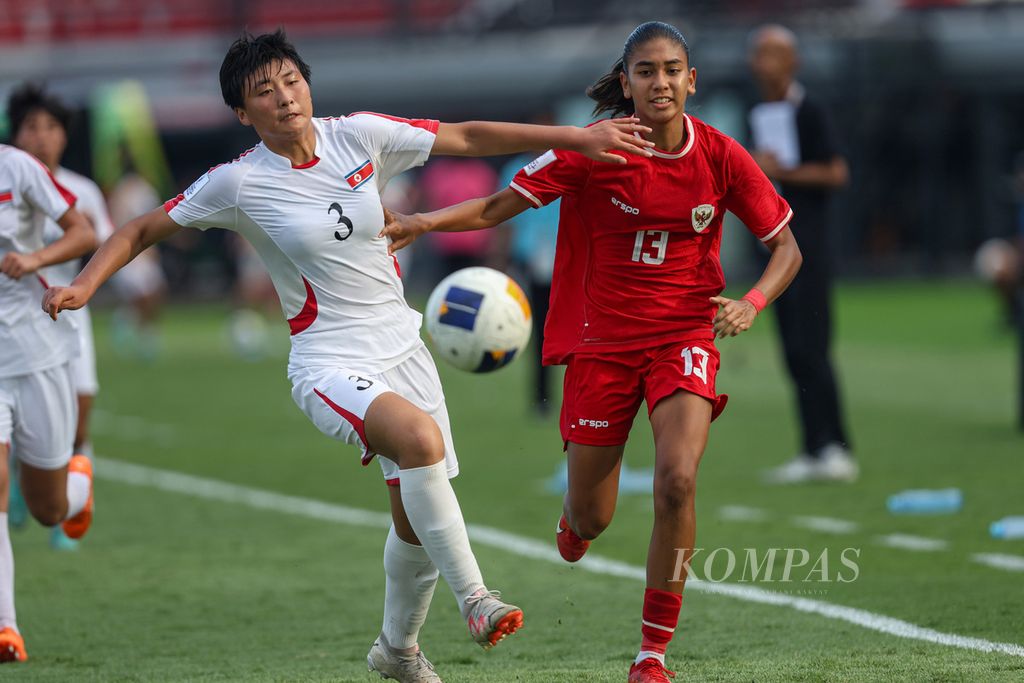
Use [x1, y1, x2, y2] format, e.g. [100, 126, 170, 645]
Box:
[43, 169, 114, 435]
[0, 143, 97, 663]
[43, 30, 655, 682]
[8, 84, 119, 552]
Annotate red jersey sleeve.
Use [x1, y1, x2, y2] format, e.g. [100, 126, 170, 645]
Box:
[722, 139, 793, 242]
[509, 149, 592, 208]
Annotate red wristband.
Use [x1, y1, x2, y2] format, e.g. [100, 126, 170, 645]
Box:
[741, 288, 767, 313]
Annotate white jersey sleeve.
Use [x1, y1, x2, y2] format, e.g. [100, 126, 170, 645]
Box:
[12, 149, 75, 222]
[164, 162, 248, 231]
[344, 113, 438, 186]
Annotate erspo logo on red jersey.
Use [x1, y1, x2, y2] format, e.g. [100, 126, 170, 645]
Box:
[346, 160, 375, 190]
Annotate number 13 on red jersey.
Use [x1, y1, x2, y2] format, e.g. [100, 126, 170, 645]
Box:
[631, 229, 670, 265]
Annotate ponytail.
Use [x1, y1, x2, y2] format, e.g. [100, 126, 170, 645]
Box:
[587, 58, 632, 118]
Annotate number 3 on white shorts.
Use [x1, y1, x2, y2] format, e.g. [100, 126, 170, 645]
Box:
[681, 346, 710, 384]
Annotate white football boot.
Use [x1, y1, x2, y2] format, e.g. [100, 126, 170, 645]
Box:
[367, 634, 442, 683]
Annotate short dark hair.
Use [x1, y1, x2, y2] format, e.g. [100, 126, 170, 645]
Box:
[6, 83, 72, 138]
[219, 28, 312, 109]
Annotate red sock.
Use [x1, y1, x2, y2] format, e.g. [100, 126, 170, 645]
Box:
[638, 588, 682, 662]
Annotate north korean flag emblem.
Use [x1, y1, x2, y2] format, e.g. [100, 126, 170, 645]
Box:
[345, 160, 374, 190]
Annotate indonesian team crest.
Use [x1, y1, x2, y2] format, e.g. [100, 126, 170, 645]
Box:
[691, 204, 715, 232]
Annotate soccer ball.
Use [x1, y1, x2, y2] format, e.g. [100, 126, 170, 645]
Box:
[424, 267, 532, 373]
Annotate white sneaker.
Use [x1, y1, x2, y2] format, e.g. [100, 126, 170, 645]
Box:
[816, 443, 859, 482]
[367, 635, 442, 683]
[763, 445, 858, 484]
[763, 454, 819, 484]
[463, 589, 524, 649]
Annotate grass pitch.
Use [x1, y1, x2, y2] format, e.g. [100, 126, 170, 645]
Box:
[6, 280, 1024, 682]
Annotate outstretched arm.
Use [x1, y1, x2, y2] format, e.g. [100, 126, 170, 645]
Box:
[43, 207, 181, 319]
[0, 206, 96, 279]
[711, 226, 802, 338]
[380, 187, 533, 253]
[432, 118, 654, 164]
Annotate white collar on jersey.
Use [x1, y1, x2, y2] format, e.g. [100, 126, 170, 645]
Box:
[633, 114, 696, 160]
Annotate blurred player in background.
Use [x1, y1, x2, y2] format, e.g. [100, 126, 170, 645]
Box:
[227, 235, 280, 359]
[7, 84, 115, 551]
[43, 29, 655, 683]
[381, 21, 801, 683]
[0, 144, 96, 662]
[106, 171, 166, 360]
[746, 25, 856, 484]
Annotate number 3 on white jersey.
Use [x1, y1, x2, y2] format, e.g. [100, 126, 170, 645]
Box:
[632, 230, 669, 265]
[681, 346, 709, 384]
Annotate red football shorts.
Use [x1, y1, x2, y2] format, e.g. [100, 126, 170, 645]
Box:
[560, 339, 728, 447]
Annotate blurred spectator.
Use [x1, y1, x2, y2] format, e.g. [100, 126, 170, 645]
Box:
[746, 24, 857, 484]
[973, 151, 1024, 327]
[496, 146, 559, 416]
[419, 158, 497, 282]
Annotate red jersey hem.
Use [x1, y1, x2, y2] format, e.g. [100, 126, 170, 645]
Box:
[543, 328, 715, 366]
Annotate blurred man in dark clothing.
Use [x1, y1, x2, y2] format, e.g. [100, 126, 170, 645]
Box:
[748, 25, 856, 483]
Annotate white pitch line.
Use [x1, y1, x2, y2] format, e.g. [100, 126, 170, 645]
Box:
[875, 534, 949, 552]
[94, 457, 1024, 659]
[718, 505, 769, 522]
[791, 515, 860, 534]
[971, 553, 1024, 573]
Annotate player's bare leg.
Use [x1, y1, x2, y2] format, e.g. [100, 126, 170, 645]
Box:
[74, 394, 94, 456]
[48, 393, 96, 551]
[0, 442, 26, 663]
[365, 393, 522, 652]
[628, 391, 711, 682]
[19, 458, 93, 538]
[559, 443, 624, 561]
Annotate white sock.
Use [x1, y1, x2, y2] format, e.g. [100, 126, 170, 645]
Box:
[636, 651, 666, 665]
[381, 525, 439, 651]
[398, 462, 484, 617]
[65, 469, 90, 520]
[0, 513, 17, 631]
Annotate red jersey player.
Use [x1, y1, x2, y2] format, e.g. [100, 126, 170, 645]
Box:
[381, 21, 802, 683]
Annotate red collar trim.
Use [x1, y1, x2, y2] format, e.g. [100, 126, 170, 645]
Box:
[292, 156, 320, 169]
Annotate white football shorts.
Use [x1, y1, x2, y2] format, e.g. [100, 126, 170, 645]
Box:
[68, 305, 99, 396]
[0, 362, 77, 469]
[289, 344, 459, 485]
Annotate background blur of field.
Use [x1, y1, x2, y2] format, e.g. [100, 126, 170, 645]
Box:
[5, 280, 1023, 682]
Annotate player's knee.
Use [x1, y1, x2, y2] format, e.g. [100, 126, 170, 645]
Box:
[569, 506, 614, 540]
[399, 418, 445, 469]
[654, 468, 697, 516]
[26, 498, 66, 527]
